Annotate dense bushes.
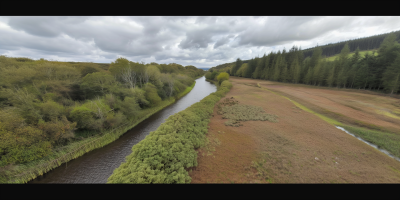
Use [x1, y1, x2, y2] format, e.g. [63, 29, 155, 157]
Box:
[107, 80, 232, 183]
[0, 56, 204, 167]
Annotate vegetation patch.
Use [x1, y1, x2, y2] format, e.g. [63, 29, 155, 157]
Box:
[341, 124, 400, 158]
[0, 56, 205, 183]
[215, 97, 278, 127]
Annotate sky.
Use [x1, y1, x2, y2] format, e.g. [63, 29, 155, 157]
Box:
[1, 16, 400, 68]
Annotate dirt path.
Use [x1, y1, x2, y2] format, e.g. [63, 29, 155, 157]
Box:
[188, 77, 400, 183]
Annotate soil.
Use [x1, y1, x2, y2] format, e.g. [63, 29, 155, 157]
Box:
[188, 77, 400, 183]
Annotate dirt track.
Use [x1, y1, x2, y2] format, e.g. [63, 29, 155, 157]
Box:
[188, 77, 400, 183]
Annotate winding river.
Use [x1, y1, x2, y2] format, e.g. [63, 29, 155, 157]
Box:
[29, 76, 216, 183]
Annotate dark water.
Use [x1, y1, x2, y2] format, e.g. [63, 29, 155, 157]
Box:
[29, 76, 216, 183]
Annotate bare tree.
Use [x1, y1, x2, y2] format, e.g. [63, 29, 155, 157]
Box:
[144, 69, 150, 84]
[120, 67, 137, 89]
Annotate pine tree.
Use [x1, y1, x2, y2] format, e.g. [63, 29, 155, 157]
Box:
[231, 58, 243, 76]
[281, 64, 288, 82]
[326, 65, 335, 87]
[272, 54, 281, 81]
[303, 67, 313, 85]
[291, 58, 301, 84]
[382, 54, 400, 95]
[338, 43, 350, 68]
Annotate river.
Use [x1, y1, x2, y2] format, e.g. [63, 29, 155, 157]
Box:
[29, 76, 216, 183]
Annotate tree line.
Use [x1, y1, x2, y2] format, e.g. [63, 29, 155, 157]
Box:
[209, 32, 400, 95]
[0, 56, 204, 167]
[212, 30, 400, 68]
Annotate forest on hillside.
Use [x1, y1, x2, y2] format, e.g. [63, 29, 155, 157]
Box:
[212, 30, 400, 69]
[0, 56, 204, 167]
[208, 32, 400, 95]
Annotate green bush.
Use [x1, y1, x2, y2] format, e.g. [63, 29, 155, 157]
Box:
[69, 104, 95, 130]
[119, 96, 140, 120]
[217, 72, 229, 84]
[0, 110, 52, 166]
[144, 83, 162, 106]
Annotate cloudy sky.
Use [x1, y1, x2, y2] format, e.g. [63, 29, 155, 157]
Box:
[1, 16, 399, 68]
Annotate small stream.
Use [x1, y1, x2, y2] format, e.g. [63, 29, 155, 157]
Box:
[335, 126, 400, 162]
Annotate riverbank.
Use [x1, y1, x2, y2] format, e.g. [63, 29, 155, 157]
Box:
[189, 77, 400, 183]
[1, 80, 198, 183]
[107, 79, 232, 183]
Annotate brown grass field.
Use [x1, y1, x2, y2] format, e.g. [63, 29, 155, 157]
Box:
[188, 77, 400, 183]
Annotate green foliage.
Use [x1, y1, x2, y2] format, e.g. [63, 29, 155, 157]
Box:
[382, 54, 400, 94]
[80, 72, 116, 99]
[235, 63, 248, 77]
[144, 83, 162, 106]
[39, 100, 66, 122]
[130, 87, 150, 108]
[341, 125, 400, 158]
[108, 80, 232, 183]
[119, 97, 140, 120]
[0, 55, 205, 178]
[217, 72, 229, 84]
[0, 109, 52, 167]
[69, 104, 95, 130]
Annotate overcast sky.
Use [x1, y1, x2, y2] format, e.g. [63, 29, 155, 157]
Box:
[1, 16, 399, 68]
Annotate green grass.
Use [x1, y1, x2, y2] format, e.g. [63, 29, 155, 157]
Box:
[1, 83, 196, 184]
[340, 124, 400, 158]
[324, 49, 378, 62]
[176, 81, 196, 99]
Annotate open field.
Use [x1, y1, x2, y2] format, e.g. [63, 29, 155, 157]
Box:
[324, 49, 377, 61]
[188, 77, 400, 183]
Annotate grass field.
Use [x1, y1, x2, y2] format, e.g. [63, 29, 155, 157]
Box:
[324, 49, 378, 62]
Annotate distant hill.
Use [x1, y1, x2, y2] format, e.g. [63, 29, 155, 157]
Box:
[197, 68, 209, 71]
[210, 29, 400, 71]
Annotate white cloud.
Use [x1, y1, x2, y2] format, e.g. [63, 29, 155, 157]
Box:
[1, 16, 400, 68]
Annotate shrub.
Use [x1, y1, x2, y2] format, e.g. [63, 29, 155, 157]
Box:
[0, 110, 52, 166]
[217, 72, 229, 84]
[119, 96, 140, 120]
[144, 83, 162, 106]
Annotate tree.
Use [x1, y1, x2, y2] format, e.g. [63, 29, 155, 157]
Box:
[217, 72, 229, 84]
[382, 54, 400, 95]
[120, 67, 137, 89]
[303, 67, 313, 85]
[144, 83, 162, 106]
[231, 58, 243, 76]
[80, 72, 116, 99]
[290, 58, 301, 84]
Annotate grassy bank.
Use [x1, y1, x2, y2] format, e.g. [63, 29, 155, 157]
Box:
[1, 82, 196, 184]
[107, 80, 232, 183]
[340, 125, 400, 158]
[176, 81, 196, 99]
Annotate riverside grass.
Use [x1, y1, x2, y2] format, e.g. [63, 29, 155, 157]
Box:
[107, 80, 232, 183]
[1, 82, 196, 184]
[341, 124, 400, 158]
